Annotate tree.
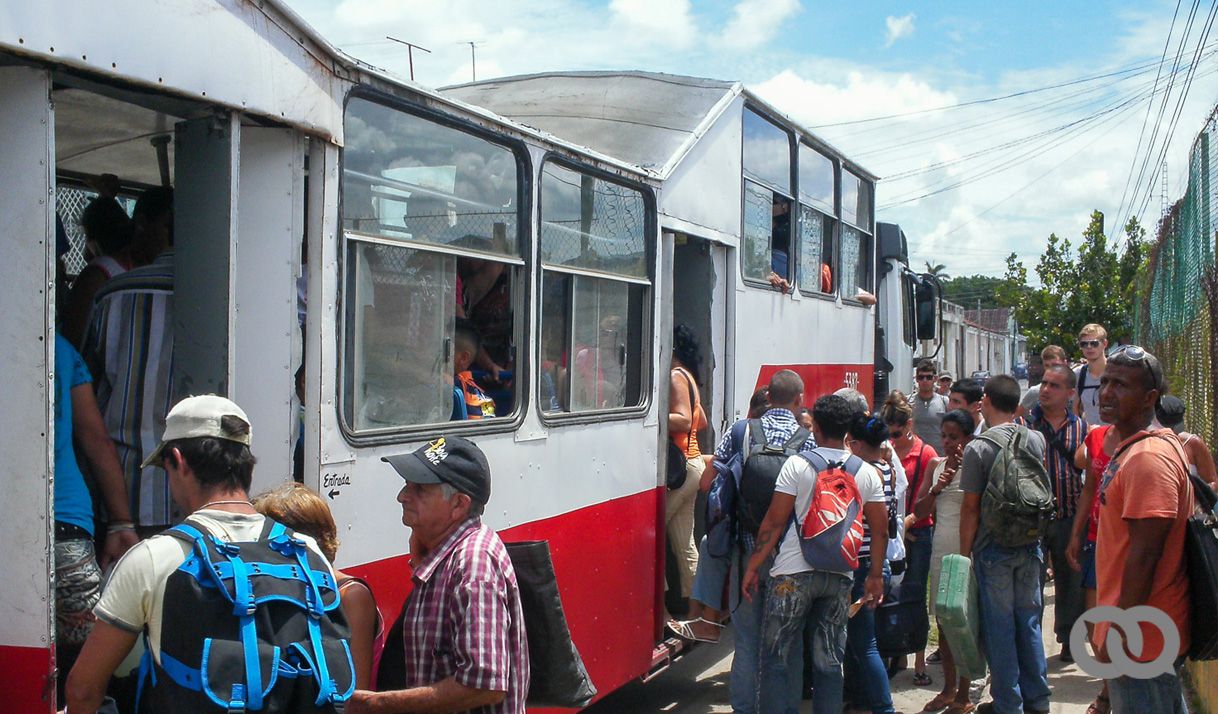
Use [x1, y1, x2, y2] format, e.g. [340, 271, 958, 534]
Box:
[943, 274, 1007, 309]
[998, 211, 1147, 355]
[924, 261, 950, 280]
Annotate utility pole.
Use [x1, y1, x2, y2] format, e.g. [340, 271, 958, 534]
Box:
[385, 36, 431, 81]
[464, 41, 482, 82]
[1161, 160, 1169, 216]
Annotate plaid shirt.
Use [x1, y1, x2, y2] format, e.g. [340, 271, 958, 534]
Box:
[401, 518, 529, 713]
[714, 408, 817, 551]
[1016, 406, 1088, 520]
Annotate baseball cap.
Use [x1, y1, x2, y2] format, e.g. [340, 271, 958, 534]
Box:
[141, 395, 252, 469]
[382, 436, 491, 506]
[938, 372, 953, 381]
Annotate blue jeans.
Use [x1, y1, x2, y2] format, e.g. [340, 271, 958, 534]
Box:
[901, 525, 934, 604]
[729, 554, 799, 713]
[1108, 661, 1187, 714]
[973, 542, 1051, 714]
[691, 535, 730, 610]
[844, 558, 894, 714]
[758, 569, 852, 714]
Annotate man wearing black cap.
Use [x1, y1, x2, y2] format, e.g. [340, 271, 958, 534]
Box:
[348, 436, 528, 714]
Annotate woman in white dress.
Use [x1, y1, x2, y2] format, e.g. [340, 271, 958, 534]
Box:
[912, 409, 976, 714]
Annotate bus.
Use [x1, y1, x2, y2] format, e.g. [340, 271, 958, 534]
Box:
[0, 3, 936, 710]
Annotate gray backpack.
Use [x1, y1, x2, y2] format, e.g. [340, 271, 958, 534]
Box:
[978, 425, 1055, 547]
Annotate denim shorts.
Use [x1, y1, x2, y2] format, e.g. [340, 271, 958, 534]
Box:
[1081, 541, 1097, 590]
[54, 537, 103, 648]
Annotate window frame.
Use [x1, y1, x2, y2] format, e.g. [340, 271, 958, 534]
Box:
[838, 167, 875, 305]
[337, 88, 534, 445]
[536, 153, 657, 426]
[739, 105, 797, 291]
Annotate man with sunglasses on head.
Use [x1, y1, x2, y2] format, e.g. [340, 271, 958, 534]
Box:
[1093, 345, 1192, 712]
[1073, 323, 1109, 425]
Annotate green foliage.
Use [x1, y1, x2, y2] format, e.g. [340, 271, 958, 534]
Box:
[925, 261, 949, 279]
[943, 274, 1008, 309]
[1000, 211, 1147, 356]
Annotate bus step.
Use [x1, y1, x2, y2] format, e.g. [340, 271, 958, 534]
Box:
[643, 636, 692, 682]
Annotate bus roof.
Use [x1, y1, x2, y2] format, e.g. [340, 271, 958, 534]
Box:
[442, 71, 878, 183]
[0, 0, 654, 182]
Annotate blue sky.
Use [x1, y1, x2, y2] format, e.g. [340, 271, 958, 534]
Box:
[284, 0, 1218, 278]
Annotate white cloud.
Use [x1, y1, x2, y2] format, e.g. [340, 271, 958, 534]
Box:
[753, 67, 956, 127]
[610, 0, 696, 48]
[719, 0, 802, 51]
[885, 13, 916, 47]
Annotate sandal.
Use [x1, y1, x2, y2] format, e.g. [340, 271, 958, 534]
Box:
[666, 617, 722, 644]
[922, 692, 955, 712]
[913, 671, 933, 686]
[927, 649, 943, 664]
[1086, 694, 1111, 714]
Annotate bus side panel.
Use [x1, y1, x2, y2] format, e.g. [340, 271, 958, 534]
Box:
[348, 489, 661, 707]
[0, 66, 56, 712]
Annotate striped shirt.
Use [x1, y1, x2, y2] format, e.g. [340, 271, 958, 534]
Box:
[860, 460, 898, 559]
[401, 518, 529, 713]
[714, 407, 817, 552]
[1016, 405, 1088, 520]
[82, 251, 177, 528]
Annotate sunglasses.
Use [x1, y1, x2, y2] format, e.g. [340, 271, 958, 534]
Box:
[916, 374, 936, 381]
[1111, 344, 1158, 386]
[1078, 339, 1103, 348]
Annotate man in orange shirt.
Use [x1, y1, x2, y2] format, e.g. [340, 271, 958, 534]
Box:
[1094, 345, 1192, 713]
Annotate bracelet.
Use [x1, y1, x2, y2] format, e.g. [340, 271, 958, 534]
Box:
[107, 523, 136, 534]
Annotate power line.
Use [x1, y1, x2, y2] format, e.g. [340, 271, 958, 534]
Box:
[811, 46, 1212, 129]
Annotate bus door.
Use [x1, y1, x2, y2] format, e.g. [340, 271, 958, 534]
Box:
[668, 231, 729, 534]
[0, 65, 56, 712]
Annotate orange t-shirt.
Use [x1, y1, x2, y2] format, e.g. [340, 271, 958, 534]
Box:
[1093, 429, 1192, 661]
[671, 367, 706, 459]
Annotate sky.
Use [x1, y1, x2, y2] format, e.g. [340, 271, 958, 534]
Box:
[282, 0, 1218, 279]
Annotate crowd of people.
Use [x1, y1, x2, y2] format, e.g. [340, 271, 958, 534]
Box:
[44, 188, 1216, 714]
[663, 322, 1215, 714]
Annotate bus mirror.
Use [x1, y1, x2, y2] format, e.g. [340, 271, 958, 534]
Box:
[915, 277, 939, 341]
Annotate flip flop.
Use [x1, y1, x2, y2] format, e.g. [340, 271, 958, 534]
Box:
[922, 692, 955, 712]
[667, 618, 721, 644]
[913, 671, 933, 686]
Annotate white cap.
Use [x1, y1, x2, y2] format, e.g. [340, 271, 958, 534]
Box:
[141, 395, 252, 469]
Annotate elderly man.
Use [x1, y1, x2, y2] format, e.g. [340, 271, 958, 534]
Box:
[352, 436, 528, 714]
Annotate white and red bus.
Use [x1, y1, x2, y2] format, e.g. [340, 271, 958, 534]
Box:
[0, 3, 935, 710]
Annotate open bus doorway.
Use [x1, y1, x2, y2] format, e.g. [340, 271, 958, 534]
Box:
[664, 231, 728, 616]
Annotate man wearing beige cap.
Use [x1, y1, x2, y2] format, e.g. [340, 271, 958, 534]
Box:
[65, 395, 342, 713]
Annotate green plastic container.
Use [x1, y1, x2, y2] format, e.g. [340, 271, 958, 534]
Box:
[934, 553, 987, 679]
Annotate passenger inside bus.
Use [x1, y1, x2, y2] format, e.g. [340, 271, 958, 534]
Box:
[767, 198, 793, 293]
[61, 176, 135, 347]
[452, 318, 496, 420]
[456, 231, 515, 391]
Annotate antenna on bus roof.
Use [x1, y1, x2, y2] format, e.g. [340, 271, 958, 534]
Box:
[385, 36, 431, 82]
[460, 41, 483, 82]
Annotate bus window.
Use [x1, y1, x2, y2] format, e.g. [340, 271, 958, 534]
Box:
[741, 108, 793, 286]
[540, 161, 649, 415]
[341, 96, 525, 433]
[840, 170, 873, 299]
[798, 144, 835, 215]
[797, 205, 834, 295]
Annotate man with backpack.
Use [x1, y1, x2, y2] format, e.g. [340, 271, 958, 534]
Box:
[66, 395, 353, 713]
[692, 369, 815, 713]
[742, 394, 889, 714]
[959, 375, 1054, 714]
[1015, 363, 1088, 662]
[1093, 346, 1192, 712]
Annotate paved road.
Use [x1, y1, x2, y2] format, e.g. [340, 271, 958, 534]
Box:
[586, 592, 1098, 713]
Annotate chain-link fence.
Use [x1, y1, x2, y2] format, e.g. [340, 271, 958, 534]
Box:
[1135, 105, 1218, 712]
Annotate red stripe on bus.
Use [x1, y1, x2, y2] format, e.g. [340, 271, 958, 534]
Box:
[348, 488, 664, 709]
[1, 644, 53, 712]
[754, 363, 874, 408]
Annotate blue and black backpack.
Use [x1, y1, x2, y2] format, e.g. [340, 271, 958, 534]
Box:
[133, 517, 354, 713]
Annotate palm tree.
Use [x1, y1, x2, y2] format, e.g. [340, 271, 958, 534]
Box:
[924, 261, 950, 280]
